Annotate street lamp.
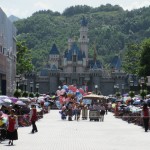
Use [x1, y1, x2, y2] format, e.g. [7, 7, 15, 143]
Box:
[95, 85, 98, 94]
[121, 84, 124, 95]
[24, 79, 27, 92]
[146, 76, 150, 92]
[130, 80, 134, 91]
[15, 75, 20, 90]
[36, 83, 39, 93]
[30, 81, 33, 93]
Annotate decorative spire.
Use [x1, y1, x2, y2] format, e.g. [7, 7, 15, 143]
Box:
[80, 16, 88, 27]
[93, 44, 97, 62]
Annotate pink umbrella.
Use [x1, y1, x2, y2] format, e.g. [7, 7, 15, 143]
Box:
[9, 97, 18, 103]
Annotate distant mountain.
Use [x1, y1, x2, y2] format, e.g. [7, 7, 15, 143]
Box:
[14, 4, 150, 71]
[9, 15, 20, 22]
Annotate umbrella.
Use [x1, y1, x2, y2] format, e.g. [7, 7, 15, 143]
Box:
[15, 101, 26, 106]
[133, 100, 141, 105]
[9, 97, 18, 103]
[0, 99, 4, 104]
[119, 104, 127, 107]
[44, 102, 50, 106]
[19, 97, 30, 102]
[0, 113, 8, 125]
[83, 94, 105, 99]
[2, 98, 12, 103]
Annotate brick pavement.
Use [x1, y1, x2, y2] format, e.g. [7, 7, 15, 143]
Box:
[1, 110, 150, 150]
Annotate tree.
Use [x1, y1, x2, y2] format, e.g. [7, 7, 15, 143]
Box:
[16, 41, 34, 75]
[138, 38, 150, 76]
[122, 43, 141, 75]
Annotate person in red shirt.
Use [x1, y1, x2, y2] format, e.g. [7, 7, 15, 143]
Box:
[141, 103, 150, 132]
[30, 104, 38, 133]
[7, 109, 18, 145]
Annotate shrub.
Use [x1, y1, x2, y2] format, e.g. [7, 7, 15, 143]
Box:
[14, 89, 22, 98]
[22, 91, 29, 97]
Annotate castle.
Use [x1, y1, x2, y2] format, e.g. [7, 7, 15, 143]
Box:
[26, 17, 127, 95]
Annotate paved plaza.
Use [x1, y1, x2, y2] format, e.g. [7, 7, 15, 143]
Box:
[1, 110, 150, 150]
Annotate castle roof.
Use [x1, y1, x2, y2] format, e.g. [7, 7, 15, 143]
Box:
[88, 60, 103, 69]
[80, 16, 88, 27]
[65, 43, 85, 61]
[49, 44, 59, 55]
[110, 55, 121, 70]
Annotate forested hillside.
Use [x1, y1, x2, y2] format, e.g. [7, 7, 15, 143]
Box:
[14, 4, 150, 71]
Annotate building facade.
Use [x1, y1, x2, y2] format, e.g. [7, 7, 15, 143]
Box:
[0, 8, 17, 95]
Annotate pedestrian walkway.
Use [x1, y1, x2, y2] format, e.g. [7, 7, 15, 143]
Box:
[1, 110, 150, 150]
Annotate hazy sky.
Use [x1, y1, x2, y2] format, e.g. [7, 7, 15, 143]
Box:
[0, 0, 150, 18]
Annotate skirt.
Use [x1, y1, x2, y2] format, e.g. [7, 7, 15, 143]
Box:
[7, 129, 18, 140]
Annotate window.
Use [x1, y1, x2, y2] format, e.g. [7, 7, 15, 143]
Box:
[73, 67, 76, 72]
[73, 55, 76, 62]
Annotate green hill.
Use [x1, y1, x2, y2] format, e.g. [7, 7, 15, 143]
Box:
[14, 4, 150, 71]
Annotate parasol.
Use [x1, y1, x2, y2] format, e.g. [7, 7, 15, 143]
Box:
[19, 97, 30, 102]
[9, 97, 18, 103]
[2, 98, 12, 103]
[15, 100, 26, 106]
[83, 94, 105, 99]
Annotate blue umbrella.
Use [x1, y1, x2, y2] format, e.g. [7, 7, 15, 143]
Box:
[44, 102, 50, 106]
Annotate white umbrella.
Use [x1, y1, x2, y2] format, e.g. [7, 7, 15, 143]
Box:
[19, 97, 30, 102]
[2, 98, 12, 103]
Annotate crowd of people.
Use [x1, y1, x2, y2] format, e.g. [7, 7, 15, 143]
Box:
[110, 95, 150, 132]
[0, 95, 53, 145]
[1, 85, 150, 146]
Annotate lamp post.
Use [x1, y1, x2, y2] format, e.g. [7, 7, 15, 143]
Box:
[130, 80, 134, 91]
[95, 85, 98, 94]
[15, 75, 20, 90]
[121, 84, 124, 95]
[36, 83, 39, 93]
[146, 76, 150, 92]
[30, 81, 33, 93]
[24, 79, 27, 92]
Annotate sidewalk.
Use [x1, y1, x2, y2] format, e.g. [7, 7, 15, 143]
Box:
[1, 110, 150, 150]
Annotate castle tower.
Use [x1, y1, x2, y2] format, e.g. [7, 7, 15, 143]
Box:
[49, 44, 60, 70]
[78, 16, 89, 61]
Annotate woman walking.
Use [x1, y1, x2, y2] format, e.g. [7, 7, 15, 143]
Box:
[141, 103, 150, 132]
[7, 109, 18, 145]
[30, 104, 38, 133]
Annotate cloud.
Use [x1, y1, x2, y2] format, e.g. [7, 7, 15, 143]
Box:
[120, 0, 150, 10]
[34, 1, 49, 10]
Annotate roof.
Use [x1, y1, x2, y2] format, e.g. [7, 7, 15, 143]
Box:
[65, 43, 84, 61]
[88, 60, 103, 69]
[80, 16, 88, 27]
[49, 44, 59, 55]
[110, 56, 121, 70]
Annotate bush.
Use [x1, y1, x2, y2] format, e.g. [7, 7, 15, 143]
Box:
[22, 91, 29, 97]
[35, 92, 40, 97]
[115, 92, 121, 98]
[140, 90, 147, 99]
[29, 92, 34, 98]
[129, 91, 135, 98]
[14, 89, 22, 98]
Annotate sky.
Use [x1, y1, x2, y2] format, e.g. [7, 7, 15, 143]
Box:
[0, 0, 150, 19]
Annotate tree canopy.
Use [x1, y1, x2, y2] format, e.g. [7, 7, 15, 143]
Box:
[16, 41, 34, 74]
